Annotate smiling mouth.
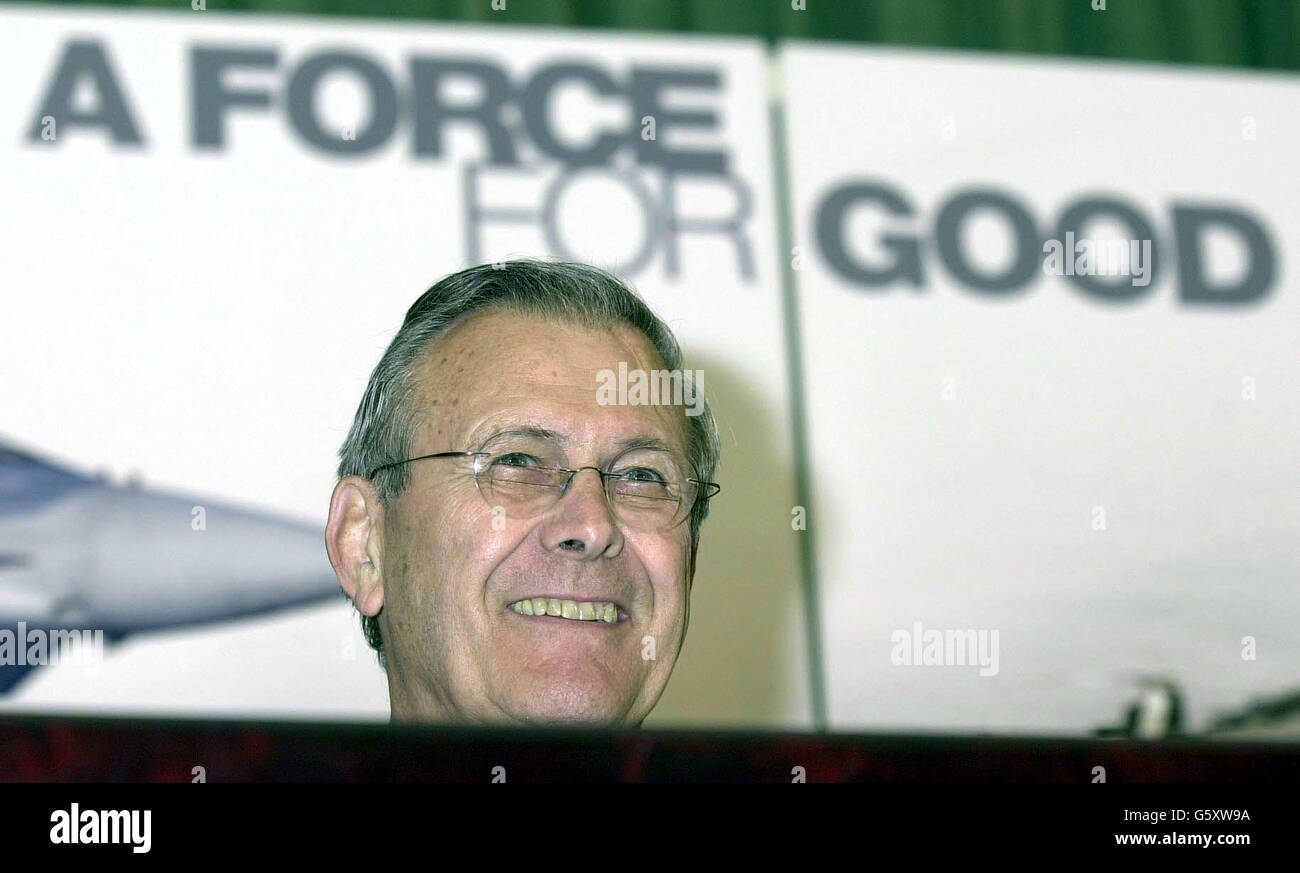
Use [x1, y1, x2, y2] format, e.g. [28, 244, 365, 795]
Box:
[508, 598, 627, 624]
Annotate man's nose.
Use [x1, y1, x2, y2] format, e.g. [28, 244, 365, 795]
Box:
[537, 467, 623, 559]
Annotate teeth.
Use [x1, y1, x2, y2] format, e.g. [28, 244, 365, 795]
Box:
[510, 598, 621, 623]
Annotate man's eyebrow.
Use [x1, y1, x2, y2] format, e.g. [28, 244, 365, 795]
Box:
[613, 435, 678, 455]
[476, 425, 565, 447]
[474, 425, 682, 457]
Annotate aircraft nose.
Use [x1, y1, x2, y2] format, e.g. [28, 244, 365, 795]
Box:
[91, 490, 339, 628]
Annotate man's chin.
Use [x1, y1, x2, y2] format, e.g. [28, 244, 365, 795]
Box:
[499, 684, 641, 729]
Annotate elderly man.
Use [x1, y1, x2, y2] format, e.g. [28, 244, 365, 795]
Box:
[325, 260, 720, 727]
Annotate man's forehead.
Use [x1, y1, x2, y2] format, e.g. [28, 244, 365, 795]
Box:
[423, 307, 663, 378]
[413, 308, 690, 454]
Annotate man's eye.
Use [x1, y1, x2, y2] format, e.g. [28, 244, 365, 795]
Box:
[494, 452, 541, 468]
[619, 467, 666, 483]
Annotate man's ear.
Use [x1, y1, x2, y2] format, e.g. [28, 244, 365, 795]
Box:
[325, 476, 386, 617]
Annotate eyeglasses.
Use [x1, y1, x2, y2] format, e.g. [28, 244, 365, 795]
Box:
[367, 446, 720, 532]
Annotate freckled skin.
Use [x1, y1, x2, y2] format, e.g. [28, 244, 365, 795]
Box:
[327, 308, 698, 727]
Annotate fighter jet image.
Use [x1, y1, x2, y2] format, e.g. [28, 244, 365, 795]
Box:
[0, 438, 340, 693]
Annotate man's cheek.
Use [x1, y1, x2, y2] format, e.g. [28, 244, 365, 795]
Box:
[444, 492, 509, 555]
[642, 595, 685, 664]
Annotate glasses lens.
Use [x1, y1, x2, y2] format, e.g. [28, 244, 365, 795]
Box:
[477, 438, 567, 517]
[606, 449, 691, 530]
[474, 440, 697, 531]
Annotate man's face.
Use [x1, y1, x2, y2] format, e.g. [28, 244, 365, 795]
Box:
[371, 308, 696, 726]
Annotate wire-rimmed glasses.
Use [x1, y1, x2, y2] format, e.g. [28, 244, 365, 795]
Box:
[367, 439, 720, 532]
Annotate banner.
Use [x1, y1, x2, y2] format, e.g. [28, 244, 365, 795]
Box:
[782, 43, 1300, 732]
[0, 7, 805, 726]
[3, 8, 1296, 735]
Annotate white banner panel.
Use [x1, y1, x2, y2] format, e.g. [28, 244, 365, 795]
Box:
[782, 44, 1300, 733]
[0, 7, 808, 727]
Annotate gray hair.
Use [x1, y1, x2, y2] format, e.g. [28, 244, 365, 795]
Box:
[336, 259, 721, 666]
